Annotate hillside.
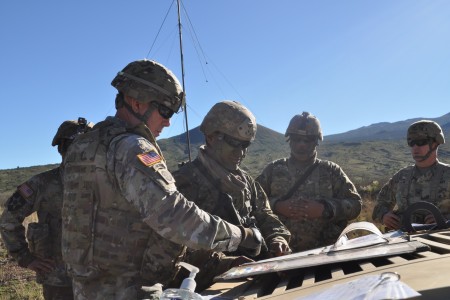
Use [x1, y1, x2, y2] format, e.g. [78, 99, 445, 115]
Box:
[327, 112, 450, 142]
[2, 113, 450, 200]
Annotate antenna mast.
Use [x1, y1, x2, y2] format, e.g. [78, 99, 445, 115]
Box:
[177, 0, 192, 162]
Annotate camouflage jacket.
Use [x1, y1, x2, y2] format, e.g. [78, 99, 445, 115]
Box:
[0, 167, 71, 286]
[372, 160, 450, 224]
[173, 155, 290, 289]
[61, 117, 241, 288]
[256, 157, 362, 252]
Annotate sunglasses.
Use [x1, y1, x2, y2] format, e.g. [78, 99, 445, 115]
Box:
[222, 134, 251, 149]
[151, 102, 175, 119]
[407, 139, 430, 147]
[290, 135, 317, 143]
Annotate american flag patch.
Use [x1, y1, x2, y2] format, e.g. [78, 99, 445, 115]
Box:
[137, 151, 162, 167]
[17, 183, 34, 199]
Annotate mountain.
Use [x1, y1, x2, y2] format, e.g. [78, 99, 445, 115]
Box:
[160, 112, 450, 185]
[158, 124, 290, 174]
[2, 113, 450, 199]
[326, 112, 450, 142]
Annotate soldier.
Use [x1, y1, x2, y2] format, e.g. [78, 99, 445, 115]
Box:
[256, 112, 362, 252]
[0, 118, 93, 300]
[61, 60, 262, 300]
[173, 100, 291, 289]
[372, 120, 450, 230]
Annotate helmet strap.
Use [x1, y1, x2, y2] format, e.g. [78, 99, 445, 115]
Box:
[415, 142, 438, 162]
[122, 96, 154, 124]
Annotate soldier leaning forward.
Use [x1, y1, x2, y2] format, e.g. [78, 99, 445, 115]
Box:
[173, 101, 291, 290]
[61, 60, 261, 300]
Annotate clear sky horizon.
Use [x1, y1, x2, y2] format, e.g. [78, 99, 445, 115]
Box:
[1, 0, 449, 169]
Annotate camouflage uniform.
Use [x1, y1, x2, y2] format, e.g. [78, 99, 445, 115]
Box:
[372, 161, 450, 223]
[256, 156, 362, 252]
[62, 62, 260, 299]
[0, 118, 91, 300]
[256, 112, 362, 252]
[0, 168, 73, 299]
[372, 120, 450, 224]
[172, 101, 290, 289]
[62, 113, 248, 300]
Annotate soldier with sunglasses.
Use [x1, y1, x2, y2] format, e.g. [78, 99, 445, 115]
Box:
[256, 112, 362, 252]
[61, 62, 262, 299]
[372, 120, 450, 231]
[173, 100, 291, 290]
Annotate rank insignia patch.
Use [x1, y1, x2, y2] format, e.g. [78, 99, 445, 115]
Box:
[17, 183, 34, 199]
[137, 151, 162, 167]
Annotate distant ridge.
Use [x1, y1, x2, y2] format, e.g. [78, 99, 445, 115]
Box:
[2, 113, 450, 195]
[158, 124, 289, 172]
[326, 112, 450, 142]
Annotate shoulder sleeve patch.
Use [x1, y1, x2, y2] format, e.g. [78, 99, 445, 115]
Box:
[17, 183, 34, 199]
[137, 151, 162, 167]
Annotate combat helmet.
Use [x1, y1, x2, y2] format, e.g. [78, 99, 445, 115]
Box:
[407, 120, 445, 145]
[200, 100, 257, 142]
[52, 117, 93, 146]
[111, 60, 185, 113]
[285, 112, 323, 141]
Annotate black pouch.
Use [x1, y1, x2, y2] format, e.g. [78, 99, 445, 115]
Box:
[27, 222, 50, 259]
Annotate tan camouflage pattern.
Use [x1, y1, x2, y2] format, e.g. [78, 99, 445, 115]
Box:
[111, 60, 184, 112]
[0, 167, 72, 287]
[199, 100, 257, 141]
[372, 161, 450, 224]
[256, 157, 362, 252]
[407, 120, 445, 145]
[285, 112, 323, 140]
[173, 157, 291, 287]
[62, 116, 241, 297]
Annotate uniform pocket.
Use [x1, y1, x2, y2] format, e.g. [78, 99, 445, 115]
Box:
[27, 222, 50, 258]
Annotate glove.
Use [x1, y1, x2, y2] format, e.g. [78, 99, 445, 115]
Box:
[238, 226, 263, 257]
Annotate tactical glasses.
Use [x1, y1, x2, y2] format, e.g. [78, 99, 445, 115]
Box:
[222, 134, 251, 149]
[407, 139, 430, 147]
[151, 102, 175, 119]
[290, 135, 317, 143]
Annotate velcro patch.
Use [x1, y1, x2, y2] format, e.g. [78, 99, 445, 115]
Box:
[17, 183, 34, 199]
[137, 151, 162, 167]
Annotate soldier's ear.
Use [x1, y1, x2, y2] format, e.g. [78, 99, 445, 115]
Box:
[205, 133, 219, 147]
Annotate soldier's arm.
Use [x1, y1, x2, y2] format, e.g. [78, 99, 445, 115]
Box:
[110, 136, 242, 253]
[255, 164, 274, 205]
[325, 163, 362, 222]
[251, 181, 291, 246]
[372, 178, 397, 224]
[0, 188, 36, 268]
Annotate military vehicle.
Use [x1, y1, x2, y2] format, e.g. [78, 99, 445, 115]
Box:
[200, 203, 450, 299]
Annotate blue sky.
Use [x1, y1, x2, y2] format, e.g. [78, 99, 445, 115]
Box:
[1, 1, 449, 169]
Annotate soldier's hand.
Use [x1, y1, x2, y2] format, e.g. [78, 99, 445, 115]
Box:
[424, 213, 437, 224]
[27, 258, 55, 274]
[269, 240, 291, 257]
[275, 198, 312, 220]
[274, 199, 292, 218]
[230, 256, 254, 268]
[382, 211, 401, 230]
[238, 226, 262, 257]
[297, 199, 324, 220]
